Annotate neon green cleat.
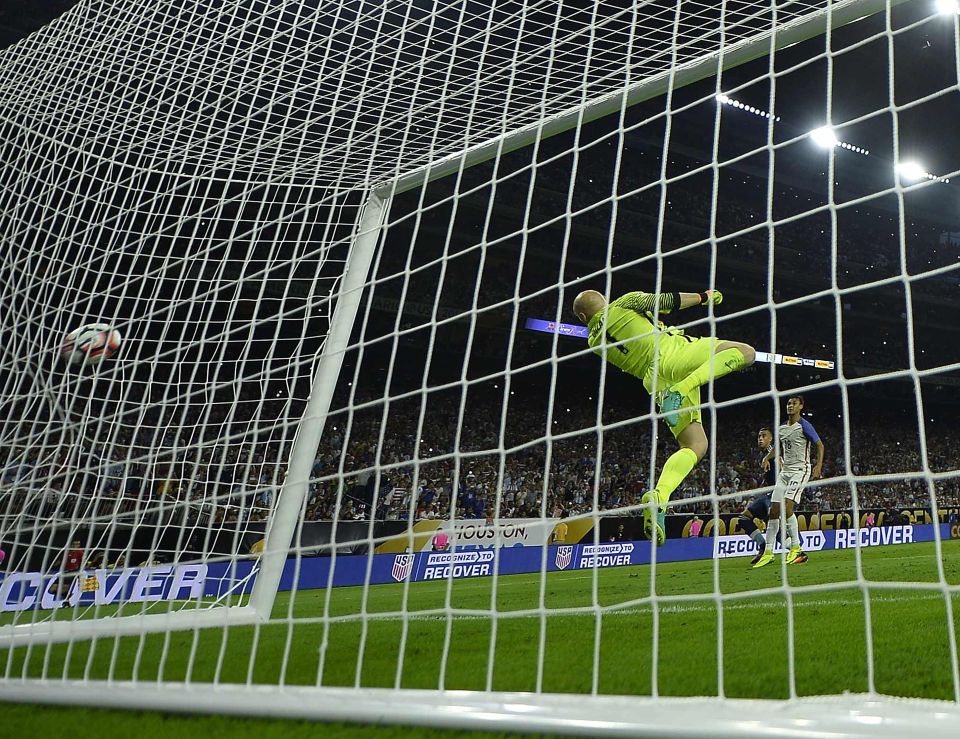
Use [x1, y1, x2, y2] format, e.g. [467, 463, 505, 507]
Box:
[785, 546, 803, 564]
[660, 390, 683, 427]
[752, 551, 774, 569]
[641, 490, 666, 546]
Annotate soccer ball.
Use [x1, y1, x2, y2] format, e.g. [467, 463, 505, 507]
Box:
[61, 323, 122, 366]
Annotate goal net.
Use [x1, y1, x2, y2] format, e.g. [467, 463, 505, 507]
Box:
[1, 0, 958, 735]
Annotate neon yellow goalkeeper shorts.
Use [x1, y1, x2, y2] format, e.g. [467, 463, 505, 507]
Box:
[643, 335, 721, 438]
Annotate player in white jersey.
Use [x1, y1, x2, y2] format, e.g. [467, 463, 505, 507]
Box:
[753, 395, 824, 569]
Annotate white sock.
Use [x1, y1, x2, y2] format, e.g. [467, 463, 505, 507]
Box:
[787, 514, 800, 550]
[749, 529, 765, 547]
[764, 518, 780, 551]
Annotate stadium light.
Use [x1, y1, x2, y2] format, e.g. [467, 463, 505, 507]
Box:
[935, 0, 959, 14]
[809, 126, 839, 148]
[715, 93, 779, 120]
[895, 160, 951, 184]
[897, 161, 926, 181]
[807, 126, 868, 155]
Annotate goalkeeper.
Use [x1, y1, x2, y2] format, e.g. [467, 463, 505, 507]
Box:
[572, 289, 755, 544]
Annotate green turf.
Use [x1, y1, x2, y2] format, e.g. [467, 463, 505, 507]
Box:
[2, 541, 959, 734]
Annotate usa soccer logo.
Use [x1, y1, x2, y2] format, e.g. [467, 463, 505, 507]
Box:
[555, 546, 573, 570]
[391, 554, 415, 582]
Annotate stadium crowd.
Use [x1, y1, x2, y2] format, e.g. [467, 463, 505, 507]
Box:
[306, 391, 960, 524]
[3, 379, 958, 533]
[1, 146, 957, 534]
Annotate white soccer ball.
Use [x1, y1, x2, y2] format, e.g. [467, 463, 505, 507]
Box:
[61, 323, 122, 366]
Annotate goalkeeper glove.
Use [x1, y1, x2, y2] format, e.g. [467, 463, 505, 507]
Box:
[699, 289, 723, 305]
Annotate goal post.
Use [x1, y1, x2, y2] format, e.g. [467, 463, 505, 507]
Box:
[0, 189, 389, 647]
[248, 190, 389, 622]
[0, 684, 957, 737]
[1, 0, 959, 735]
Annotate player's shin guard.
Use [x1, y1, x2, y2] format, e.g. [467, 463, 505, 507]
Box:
[669, 348, 748, 397]
[652, 447, 699, 502]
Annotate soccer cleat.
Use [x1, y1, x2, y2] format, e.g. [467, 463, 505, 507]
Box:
[641, 491, 666, 546]
[660, 390, 683, 427]
[749, 546, 766, 566]
[752, 551, 774, 569]
[789, 551, 809, 565]
[785, 546, 802, 564]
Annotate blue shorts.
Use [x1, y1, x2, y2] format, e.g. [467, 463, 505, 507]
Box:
[746, 494, 771, 520]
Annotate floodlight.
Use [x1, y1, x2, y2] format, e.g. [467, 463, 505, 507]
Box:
[809, 126, 839, 148]
[935, 0, 959, 15]
[896, 161, 926, 181]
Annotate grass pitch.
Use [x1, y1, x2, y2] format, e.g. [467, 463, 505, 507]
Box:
[2, 540, 960, 735]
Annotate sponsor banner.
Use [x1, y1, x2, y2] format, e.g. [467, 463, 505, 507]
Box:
[754, 352, 833, 369]
[713, 525, 918, 558]
[375, 518, 561, 553]
[645, 507, 960, 540]
[713, 531, 827, 559]
[421, 550, 495, 580]
[579, 542, 635, 568]
[3, 524, 951, 611]
[0, 563, 211, 613]
[286, 522, 945, 590]
[524, 317, 589, 338]
[832, 526, 914, 549]
[442, 519, 557, 550]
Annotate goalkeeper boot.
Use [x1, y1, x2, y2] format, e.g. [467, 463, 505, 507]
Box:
[660, 390, 683, 428]
[749, 544, 766, 567]
[641, 491, 666, 546]
[785, 546, 803, 564]
[789, 551, 809, 565]
[752, 550, 774, 569]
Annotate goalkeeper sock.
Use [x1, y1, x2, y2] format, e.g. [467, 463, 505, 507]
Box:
[787, 514, 800, 550]
[764, 518, 780, 551]
[749, 529, 765, 547]
[652, 447, 699, 502]
[670, 347, 748, 398]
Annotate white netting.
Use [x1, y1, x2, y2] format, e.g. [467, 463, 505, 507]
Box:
[0, 0, 848, 187]
[1, 0, 960, 736]
[0, 154, 356, 603]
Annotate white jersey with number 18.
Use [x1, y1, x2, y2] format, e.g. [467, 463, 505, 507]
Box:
[778, 417, 821, 472]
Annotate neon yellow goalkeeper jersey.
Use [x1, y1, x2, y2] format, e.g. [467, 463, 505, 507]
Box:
[586, 291, 683, 379]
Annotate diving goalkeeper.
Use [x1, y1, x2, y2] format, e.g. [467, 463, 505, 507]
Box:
[572, 289, 756, 544]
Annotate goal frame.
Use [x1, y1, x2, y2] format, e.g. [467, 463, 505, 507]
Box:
[4, 0, 952, 735]
[0, 682, 957, 738]
[0, 191, 389, 646]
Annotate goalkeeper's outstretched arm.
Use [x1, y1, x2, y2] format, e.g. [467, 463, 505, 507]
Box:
[614, 289, 724, 314]
[571, 288, 723, 323]
[679, 289, 723, 311]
